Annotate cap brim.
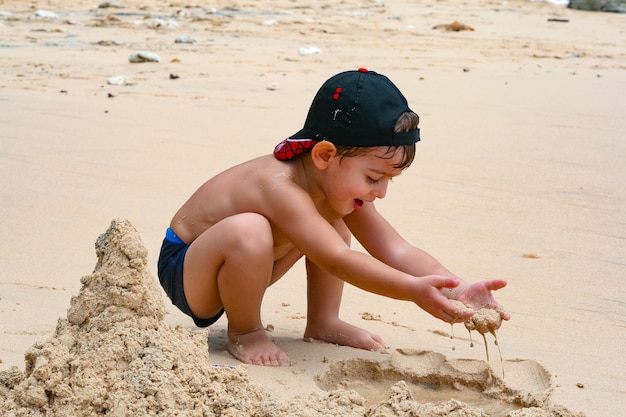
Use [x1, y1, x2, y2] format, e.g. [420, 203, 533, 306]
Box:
[288, 127, 314, 140]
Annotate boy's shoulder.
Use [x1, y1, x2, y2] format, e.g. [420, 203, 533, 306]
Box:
[237, 154, 296, 176]
[219, 154, 303, 190]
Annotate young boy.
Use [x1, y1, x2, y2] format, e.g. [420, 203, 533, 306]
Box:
[158, 68, 509, 367]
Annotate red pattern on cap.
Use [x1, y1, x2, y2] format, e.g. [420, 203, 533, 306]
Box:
[273, 138, 318, 160]
[333, 87, 342, 100]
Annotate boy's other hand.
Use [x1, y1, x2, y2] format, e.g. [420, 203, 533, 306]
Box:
[413, 276, 475, 323]
[456, 279, 511, 325]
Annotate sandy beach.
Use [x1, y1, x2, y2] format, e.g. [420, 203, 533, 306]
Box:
[1, 0, 625, 416]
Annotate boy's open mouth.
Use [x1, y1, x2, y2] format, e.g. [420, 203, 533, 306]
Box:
[353, 199, 364, 209]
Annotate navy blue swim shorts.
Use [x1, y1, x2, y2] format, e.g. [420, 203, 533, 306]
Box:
[157, 228, 224, 327]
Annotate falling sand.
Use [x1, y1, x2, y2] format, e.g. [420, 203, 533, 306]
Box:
[450, 299, 506, 378]
[465, 307, 505, 366]
[0, 220, 585, 416]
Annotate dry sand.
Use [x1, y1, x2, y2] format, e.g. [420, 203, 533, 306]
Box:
[1, 1, 625, 416]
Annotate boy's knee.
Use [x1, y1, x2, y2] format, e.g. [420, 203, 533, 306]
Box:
[226, 213, 273, 253]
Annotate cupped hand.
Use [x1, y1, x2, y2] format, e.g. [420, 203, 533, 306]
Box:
[456, 279, 511, 323]
[411, 276, 475, 323]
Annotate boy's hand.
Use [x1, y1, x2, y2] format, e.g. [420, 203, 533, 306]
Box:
[412, 276, 476, 323]
[415, 278, 510, 326]
[455, 279, 511, 327]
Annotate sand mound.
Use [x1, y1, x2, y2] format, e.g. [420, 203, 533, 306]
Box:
[0, 219, 275, 416]
[0, 219, 585, 416]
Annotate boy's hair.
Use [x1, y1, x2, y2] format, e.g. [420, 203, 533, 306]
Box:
[274, 69, 420, 162]
[335, 111, 419, 170]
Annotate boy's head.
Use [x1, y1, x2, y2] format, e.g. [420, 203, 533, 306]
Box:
[274, 68, 420, 163]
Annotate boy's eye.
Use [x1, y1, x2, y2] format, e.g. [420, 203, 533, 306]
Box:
[367, 176, 380, 184]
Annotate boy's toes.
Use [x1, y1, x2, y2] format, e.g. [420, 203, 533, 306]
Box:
[227, 329, 291, 367]
[367, 339, 386, 352]
[252, 351, 291, 367]
[260, 356, 290, 367]
[361, 333, 386, 352]
[260, 356, 278, 366]
[272, 352, 291, 367]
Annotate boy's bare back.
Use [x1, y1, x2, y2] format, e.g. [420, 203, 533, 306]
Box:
[170, 155, 309, 261]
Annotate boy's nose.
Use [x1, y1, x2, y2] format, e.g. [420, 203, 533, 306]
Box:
[372, 180, 388, 199]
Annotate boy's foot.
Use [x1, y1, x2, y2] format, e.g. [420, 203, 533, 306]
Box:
[304, 318, 386, 352]
[227, 328, 291, 367]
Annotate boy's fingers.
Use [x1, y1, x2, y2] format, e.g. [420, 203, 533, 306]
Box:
[441, 310, 458, 323]
[441, 306, 473, 323]
[450, 304, 474, 319]
[484, 279, 507, 291]
[437, 276, 460, 290]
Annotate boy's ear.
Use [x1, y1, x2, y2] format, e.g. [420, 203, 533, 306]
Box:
[311, 141, 337, 170]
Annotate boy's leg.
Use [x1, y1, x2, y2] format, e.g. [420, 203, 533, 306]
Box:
[303, 220, 385, 352]
[182, 213, 290, 366]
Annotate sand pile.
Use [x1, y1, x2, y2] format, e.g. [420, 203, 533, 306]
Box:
[0, 219, 276, 416]
[0, 220, 585, 416]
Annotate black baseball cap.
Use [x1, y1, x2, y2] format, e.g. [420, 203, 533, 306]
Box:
[274, 68, 420, 160]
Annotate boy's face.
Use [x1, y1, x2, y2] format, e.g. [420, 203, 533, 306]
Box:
[324, 147, 404, 216]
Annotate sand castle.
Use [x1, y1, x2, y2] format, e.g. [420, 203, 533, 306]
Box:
[0, 219, 272, 416]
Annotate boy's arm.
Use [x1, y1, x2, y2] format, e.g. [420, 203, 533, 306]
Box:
[264, 185, 469, 323]
[344, 203, 509, 321]
[344, 203, 462, 284]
